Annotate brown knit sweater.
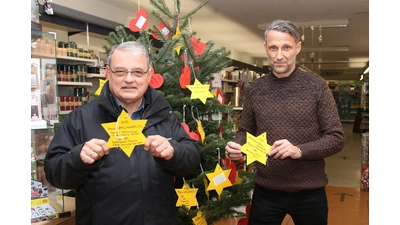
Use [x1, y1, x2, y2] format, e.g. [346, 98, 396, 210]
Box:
[234, 67, 345, 192]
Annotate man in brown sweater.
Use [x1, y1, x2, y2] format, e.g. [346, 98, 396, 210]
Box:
[225, 19, 345, 225]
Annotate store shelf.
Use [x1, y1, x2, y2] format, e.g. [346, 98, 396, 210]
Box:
[56, 55, 97, 63]
[59, 110, 73, 115]
[87, 73, 106, 78]
[221, 79, 239, 83]
[31, 120, 49, 129]
[57, 81, 93, 87]
[31, 52, 97, 64]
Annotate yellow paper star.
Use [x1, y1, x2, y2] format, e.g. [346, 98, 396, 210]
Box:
[203, 177, 209, 198]
[241, 132, 271, 165]
[95, 79, 108, 96]
[101, 110, 148, 157]
[206, 163, 232, 196]
[234, 171, 243, 185]
[186, 79, 214, 104]
[172, 27, 183, 54]
[196, 119, 205, 144]
[192, 211, 207, 225]
[175, 182, 198, 208]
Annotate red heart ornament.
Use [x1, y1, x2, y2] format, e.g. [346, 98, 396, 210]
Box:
[188, 132, 200, 140]
[179, 65, 191, 89]
[149, 67, 164, 89]
[181, 122, 190, 134]
[216, 88, 225, 105]
[151, 22, 170, 40]
[191, 36, 206, 56]
[224, 158, 237, 184]
[129, 8, 148, 32]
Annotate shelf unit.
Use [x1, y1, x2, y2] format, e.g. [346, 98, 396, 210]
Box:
[329, 82, 362, 122]
[31, 30, 71, 223]
[55, 54, 103, 119]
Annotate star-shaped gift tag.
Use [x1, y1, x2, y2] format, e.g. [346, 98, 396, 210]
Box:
[172, 27, 183, 55]
[101, 110, 147, 157]
[241, 132, 271, 165]
[95, 79, 108, 96]
[206, 163, 232, 196]
[192, 211, 207, 225]
[186, 79, 214, 104]
[175, 182, 198, 208]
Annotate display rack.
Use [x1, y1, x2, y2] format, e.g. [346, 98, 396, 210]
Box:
[360, 133, 369, 191]
[31, 30, 71, 223]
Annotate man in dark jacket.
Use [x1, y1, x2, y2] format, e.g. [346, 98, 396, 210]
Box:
[44, 41, 201, 225]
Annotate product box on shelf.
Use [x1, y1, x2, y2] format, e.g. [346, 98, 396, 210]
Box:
[31, 197, 60, 223]
[30, 180, 71, 223]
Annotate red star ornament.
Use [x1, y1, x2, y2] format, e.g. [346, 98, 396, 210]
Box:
[149, 66, 164, 89]
[129, 8, 148, 32]
[206, 163, 232, 196]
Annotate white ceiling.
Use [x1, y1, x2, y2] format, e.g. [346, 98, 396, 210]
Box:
[47, 0, 369, 79]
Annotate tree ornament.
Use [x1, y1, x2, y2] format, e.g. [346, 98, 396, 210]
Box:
[129, 8, 148, 32]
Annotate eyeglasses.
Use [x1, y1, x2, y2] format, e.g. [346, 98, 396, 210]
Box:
[108, 66, 150, 78]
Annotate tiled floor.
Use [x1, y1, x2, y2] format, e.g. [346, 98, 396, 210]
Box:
[325, 122, 365, 188]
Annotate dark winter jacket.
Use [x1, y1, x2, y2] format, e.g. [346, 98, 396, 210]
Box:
[44, 82, 201, 225]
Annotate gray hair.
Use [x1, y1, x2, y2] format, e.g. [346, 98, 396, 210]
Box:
[264, 19, 301, 44]
[106, 41, 152, 68]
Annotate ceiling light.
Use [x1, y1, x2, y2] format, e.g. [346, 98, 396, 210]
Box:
[257, 19, 349, 31]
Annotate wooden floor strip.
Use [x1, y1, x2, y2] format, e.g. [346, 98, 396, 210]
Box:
[216, 186, 369, 225]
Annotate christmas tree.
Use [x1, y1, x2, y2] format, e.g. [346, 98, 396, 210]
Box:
[102, 0, 254, 224]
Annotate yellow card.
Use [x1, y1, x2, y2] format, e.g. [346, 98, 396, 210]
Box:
[101, 110, 147, 157]
[175, 182, 198, 208]
[241, 132, 271, 165]
[186, 79, 214, 104]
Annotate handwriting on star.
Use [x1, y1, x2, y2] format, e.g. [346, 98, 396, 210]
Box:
[192, 211, 207, 225]
[186, 79, 214, 104]
[175, 182, 198, 208]
[101, 110, 147, 157]
[241, 132, 271, 165]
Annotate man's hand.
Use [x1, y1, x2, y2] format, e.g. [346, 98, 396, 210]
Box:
[225, 141, 244, 160]
[268, 139, 301, 159]
[80, 139, 110, 164]
[144, 135, 174, 160]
